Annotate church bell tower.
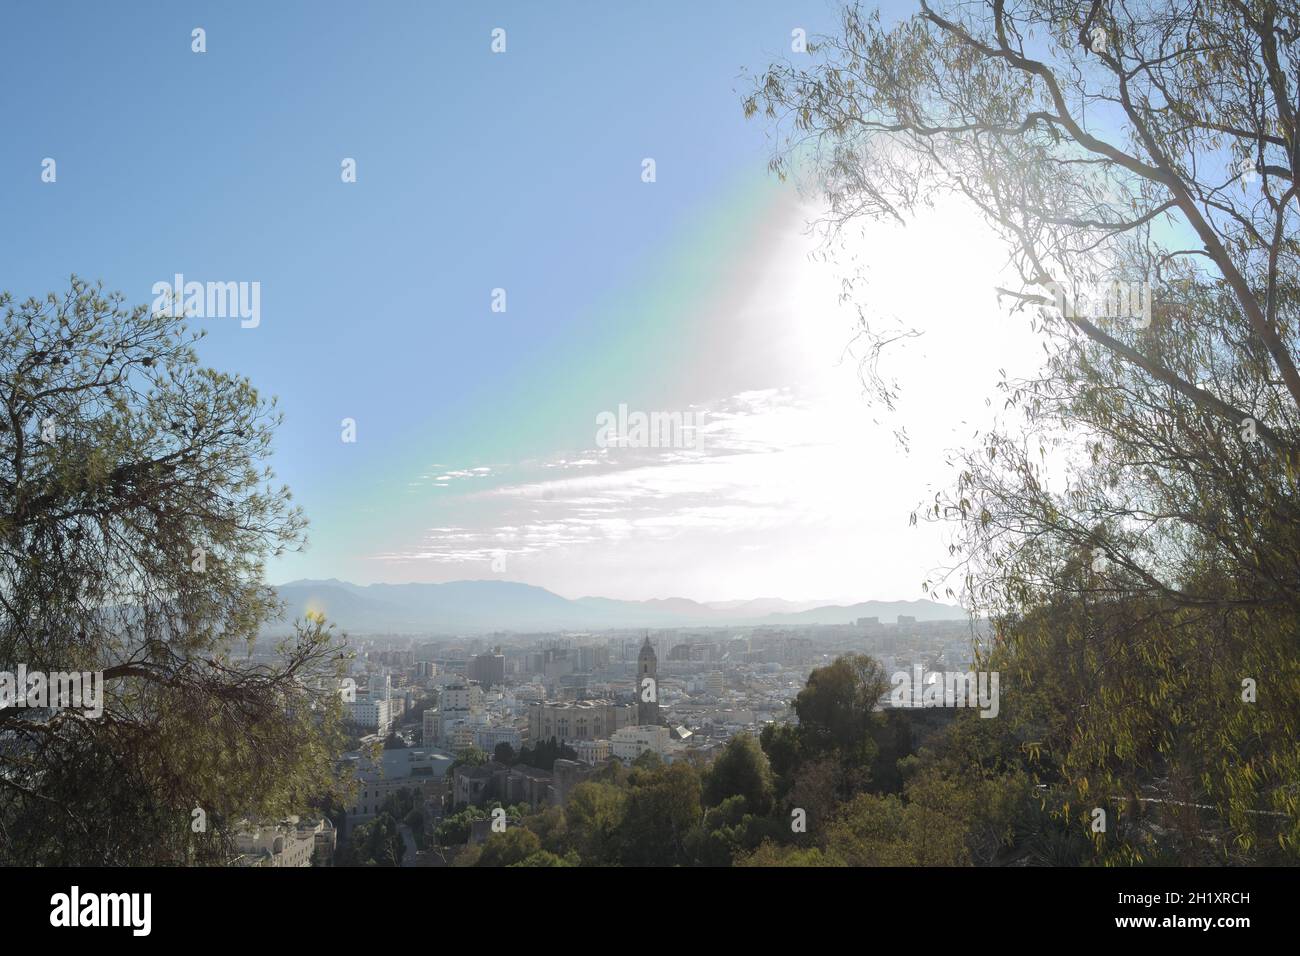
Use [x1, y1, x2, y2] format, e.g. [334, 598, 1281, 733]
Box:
[636, 635, 660, 726]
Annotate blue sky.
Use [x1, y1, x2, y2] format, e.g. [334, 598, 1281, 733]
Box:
[1, 1, 1043, 603]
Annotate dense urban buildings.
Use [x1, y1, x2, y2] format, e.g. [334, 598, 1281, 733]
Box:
[342, 618, 980, 753]
[330, 615, 985, 858]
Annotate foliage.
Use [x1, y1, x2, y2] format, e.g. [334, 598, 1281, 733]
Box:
[475, 827, 541, 867]
[446, 746, 488, 778]
[0, 277, 350, 865]
[744, 0, 1300, 861]
[337, 814, 404, 866]
[517, 737, 577, 771]
[703, 734, 776, 814]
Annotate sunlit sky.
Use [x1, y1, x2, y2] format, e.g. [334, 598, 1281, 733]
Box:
[0, 0, 1047, 603]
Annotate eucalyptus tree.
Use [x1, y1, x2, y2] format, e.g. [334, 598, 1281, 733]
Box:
[747, 1, 1300, 857]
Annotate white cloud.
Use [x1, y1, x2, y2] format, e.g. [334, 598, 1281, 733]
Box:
[367, 197, 1045, 602]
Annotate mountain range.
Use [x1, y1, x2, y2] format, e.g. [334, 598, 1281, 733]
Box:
[269, 578, 969, 634]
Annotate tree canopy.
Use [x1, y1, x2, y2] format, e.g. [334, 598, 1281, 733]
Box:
[745, 0, 1300, 857]
[0, 278, 349, 864]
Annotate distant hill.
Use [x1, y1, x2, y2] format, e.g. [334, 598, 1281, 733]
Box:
[752, 599, 970, 626]
[703, 598, 828, 615]
[269, 579, 969, 634]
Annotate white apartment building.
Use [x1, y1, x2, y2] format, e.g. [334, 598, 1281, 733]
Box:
[441, 684, 484, 712]
[437, 683, 485, 746]
[573, 738, 610, 764]
[610, 725, 671, 761]
[347, 697, 393, 736]
[475, 725, 522, 753]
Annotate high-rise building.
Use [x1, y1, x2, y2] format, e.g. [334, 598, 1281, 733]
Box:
[578, 645, 609, 671]
[368, 673, 391, 701]
[440, 683, 484, 712]
[469, 651, 505, 688]
[437, 683, 484, 746]
[347, 698, 393, 736]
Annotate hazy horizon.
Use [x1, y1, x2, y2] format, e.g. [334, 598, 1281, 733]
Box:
[270, 573, 972, 609]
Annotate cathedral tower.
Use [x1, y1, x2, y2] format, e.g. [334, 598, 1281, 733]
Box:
[636, 635, 660, 726]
